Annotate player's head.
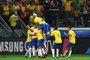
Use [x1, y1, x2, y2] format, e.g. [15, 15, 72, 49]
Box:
[33, 13, 37, 18]
[54, 26, 58, 30]
[30, 15, 34, 23]
[67, 25, 72, 30]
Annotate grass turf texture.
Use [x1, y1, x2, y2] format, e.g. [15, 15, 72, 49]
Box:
[0, 54, 90, 60]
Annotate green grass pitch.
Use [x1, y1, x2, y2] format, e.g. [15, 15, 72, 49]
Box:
[0, 54, 90, 60]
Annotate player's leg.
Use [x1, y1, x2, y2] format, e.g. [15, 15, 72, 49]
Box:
[52, 48, 55, 58]
[56, 44, 61, 57]
[67, 47, 72, 58]
[51, 43, 56, 58]
[32, 38, 37, 57]
[28, 47, 32, 58]
[66, 42, 75, 58]
[32, 46, 35, 57]
[25, 42, 30, 57]
[41, 40, 47, 58]
[67, 43, 75, 58]
[25, 47, 29, 57]
[56, 48, 59, 57]
[63, 47, 68, 57]
[28, 42, 33, 58]
[43, 23, 51, 55]
[37, 40, 43, 57]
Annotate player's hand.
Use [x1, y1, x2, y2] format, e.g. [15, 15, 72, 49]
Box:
[30, 33, 34, 36]
[64, 32, 67, 35]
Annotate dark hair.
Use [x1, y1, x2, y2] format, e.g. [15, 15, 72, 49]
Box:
[54, 26, 58, 30]
[67, 25, 72, 29]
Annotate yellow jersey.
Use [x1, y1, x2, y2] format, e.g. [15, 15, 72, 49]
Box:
[10, 14, 18, 27]
[3, 5, 10, 15]
[26, 30, 32, 42]
[68, 29, 76, 44]
[34, 17, 45, 24]
[64, 1, 72, 11]
[51, 30, 62, 44]
[31, 27, 37, 39]
[29, 5, 36, 11]
[11, 4, 19, 13]
[36, 29, 43, 40]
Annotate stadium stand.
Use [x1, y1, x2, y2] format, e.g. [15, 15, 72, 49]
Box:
[0, 0, 90, 37]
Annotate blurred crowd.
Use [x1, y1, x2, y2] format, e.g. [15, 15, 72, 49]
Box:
[0, 0, 90, 28]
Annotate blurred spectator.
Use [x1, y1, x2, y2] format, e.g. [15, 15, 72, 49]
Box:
[62, 0, 73, 26]
[9, 12, 18, 37]
[11, 2, 19, 14]
[19, 2, 27, 19]
[49, 0, 57, 26]
[82, 0, 90, 27]
[18, 2, 28, 25]
[26, 3, 31, 15]
[36, 2, 44, 17]
[72, 0, 82, 27]
[43, 0, 50, 25]
[29, 2, 36, 15]
[2, 2, 10, 16]
[2, 2, 10, 24]
[0, 0, 89, 27]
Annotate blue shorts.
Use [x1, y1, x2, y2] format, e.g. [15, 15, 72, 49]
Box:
[37, 39, 44, 47]
[68, 42, 75, 47]
[38, 24, 44, 30]
[32, 38, 37, 46]
[53, 43, 62, 49]
[46, 34, 50, 41]
[43, 23, 50, 33]
[26, 42, 33, 47]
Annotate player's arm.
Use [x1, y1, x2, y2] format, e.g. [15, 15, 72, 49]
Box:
[64, 32, 71, 36]
[30, 28, 38, 35]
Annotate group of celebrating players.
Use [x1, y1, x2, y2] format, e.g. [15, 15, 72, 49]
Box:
[25, 13, 76, 58]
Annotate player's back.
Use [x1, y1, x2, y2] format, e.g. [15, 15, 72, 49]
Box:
[51, 30, 62, 44]
[34, 17, 45, 24]
[69, 29, 76, 44]
[36, 29, 43, 40]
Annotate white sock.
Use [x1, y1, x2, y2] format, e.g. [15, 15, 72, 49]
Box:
[63, 50, 68, 56]
[52, 49, 55, 57]
[29, 48, 32, 58]
[25, 49, 29, 56]
[42, 48, 46, 55]
[68, 50, 72, 57]
[44, 42, 47, 48]
[32, 48, 35, 56]
[56, 49, 59, 57]
[38, 49, 42, 57]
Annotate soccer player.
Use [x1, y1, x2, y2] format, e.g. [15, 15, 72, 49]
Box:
[50, 26, 62, 58]
[25, 25, 32, 58]
[31, 13, 51, 54]
[63, 26, 76, 58]
[31, 13, 50, 34]
[32, 23, 46, 58]
[30, 26, 37, 57]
